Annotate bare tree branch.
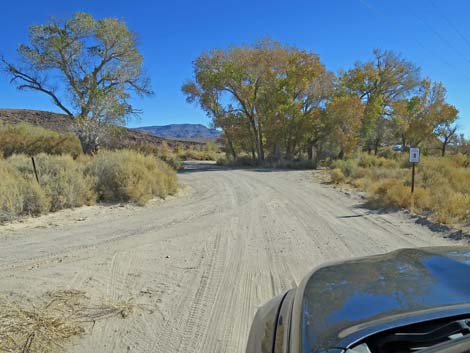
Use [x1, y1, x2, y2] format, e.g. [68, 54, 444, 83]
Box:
[2, 57, 74, 116]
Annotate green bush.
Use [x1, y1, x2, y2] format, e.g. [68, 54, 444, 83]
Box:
[0, 122, 82, 157]
[86, 150, 177, 205]
[333, 159, 359, 178]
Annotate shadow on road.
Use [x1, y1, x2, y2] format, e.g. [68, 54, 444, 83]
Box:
[352, 202, 470, 242]
[179, 161, 312, 174]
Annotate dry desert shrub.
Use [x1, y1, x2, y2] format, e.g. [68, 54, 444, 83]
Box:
[0, 149, 178, 222]
[330, 168, 346, 184]
[0, 122, 82, 158]
[8, 154, 96, 211]
[0, 159, 49, 222]
[329, 153, 470, 225]
[86, 149, 178, 205]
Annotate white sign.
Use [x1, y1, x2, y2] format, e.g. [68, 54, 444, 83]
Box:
[409, 148, 420, 163]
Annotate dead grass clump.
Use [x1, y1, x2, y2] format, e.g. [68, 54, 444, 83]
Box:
[0, 290, 136, 353]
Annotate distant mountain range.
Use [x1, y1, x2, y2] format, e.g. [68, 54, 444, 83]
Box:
[134, 124, 221, 141]
[0, 109, 204, 148]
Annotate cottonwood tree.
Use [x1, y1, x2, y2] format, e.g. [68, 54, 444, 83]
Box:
[1, 12, 152, 153]
[183, 40, 334, 161]
[340, 50, 420, 154]
[182, 80, 247, 159]
[273, 49, 334, 160]
[391, 80, 458, 150]
[434, 122, 459, 156]
[326, 95, 365, 159]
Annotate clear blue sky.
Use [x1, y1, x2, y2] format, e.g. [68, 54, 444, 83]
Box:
[1, 0, 469, 136]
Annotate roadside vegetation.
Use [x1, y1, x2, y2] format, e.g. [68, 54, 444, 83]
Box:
[0, 122, 82, 157]
[134, 140, 223, 171]
[330, 153, 470, 226]
[0, 149, 177, 223]
[175, 141, 222, 161]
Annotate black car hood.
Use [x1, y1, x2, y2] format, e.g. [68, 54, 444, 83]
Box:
[300, 247, 470, 353]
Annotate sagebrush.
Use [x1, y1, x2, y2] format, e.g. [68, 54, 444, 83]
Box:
[87, 150, 177, 205]
[330, 153, 470, 225]
[0, 122, 82, 157]
[0, 150, 178, 222]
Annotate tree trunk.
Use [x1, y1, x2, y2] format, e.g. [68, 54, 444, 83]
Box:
[373, 138, 380, 155]
[307, 141, 314, 160]
[226, 134, 237, 160]
[249, 119, 260, 160]
[258, 121, 265, 161]
[441, 139, 448, 157]
[291, 141, 298, 160]
[338, 149, 345, 160]
[272, 138, 281, 161]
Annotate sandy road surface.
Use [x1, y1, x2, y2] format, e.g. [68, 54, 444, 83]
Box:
[0, 162, 457, 353]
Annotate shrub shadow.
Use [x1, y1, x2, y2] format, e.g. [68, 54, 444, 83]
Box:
[353, 201, 470, 242]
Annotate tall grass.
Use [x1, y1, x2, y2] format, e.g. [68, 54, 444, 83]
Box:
[330, 153, 470, 225]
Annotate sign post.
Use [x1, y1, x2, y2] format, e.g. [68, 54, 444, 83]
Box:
[409, 147, 420, 193]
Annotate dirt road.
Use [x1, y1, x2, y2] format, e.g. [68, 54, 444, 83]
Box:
[0, 162, 457, 353]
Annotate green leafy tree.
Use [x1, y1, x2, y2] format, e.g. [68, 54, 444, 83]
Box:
[391, 80, 458, 150]
[435, 122, 458, 156]
[2, 12, 152, 152]
[183, 40, 334, 161]
[340, 49, 420, 154]
[326, 95, 365, 159]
